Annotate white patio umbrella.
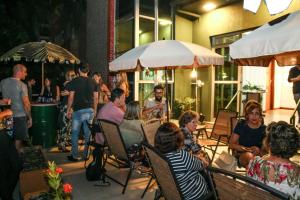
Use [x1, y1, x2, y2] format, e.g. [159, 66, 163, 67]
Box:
[110, 40, 224, 71]
[109, 40, 224, 121]
[230, 10, 300, 67]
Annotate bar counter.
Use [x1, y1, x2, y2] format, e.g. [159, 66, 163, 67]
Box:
[29, 103, 58, 148]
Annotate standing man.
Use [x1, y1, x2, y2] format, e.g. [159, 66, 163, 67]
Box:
[27, 77, 36, 102]
[142, 84, 169, 121]
[288, 64, 300, 127]
[66, 64, 98, 161]
[0, 64, 32, 152]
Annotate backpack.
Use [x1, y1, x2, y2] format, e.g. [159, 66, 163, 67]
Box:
[85, 144, 105, 181]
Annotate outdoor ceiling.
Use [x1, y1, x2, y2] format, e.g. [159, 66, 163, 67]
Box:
[174, 0, 242, 18]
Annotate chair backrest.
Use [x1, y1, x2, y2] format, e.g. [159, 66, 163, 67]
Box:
[143, 143, 183, 200]
[211, 109, 238, 140]
[208, 167, 289, 200]
[141, 119, 161, 146]
[98, 119, 128, 161]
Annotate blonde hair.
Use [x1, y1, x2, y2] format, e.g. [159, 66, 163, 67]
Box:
[124, 101, 141, 120]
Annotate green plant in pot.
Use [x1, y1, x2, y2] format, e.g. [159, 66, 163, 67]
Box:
[173, 97, 195, 119]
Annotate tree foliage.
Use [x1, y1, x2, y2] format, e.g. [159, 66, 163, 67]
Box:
[0, 0, 86, 55]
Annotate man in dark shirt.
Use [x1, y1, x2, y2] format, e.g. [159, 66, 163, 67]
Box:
[66, 64, 98, 161]
[288, 65, 300, 126]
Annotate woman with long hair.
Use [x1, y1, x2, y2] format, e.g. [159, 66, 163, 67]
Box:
[40, 77, 60, 102]
[92, 72, 111, 104]
[115, 72, 129, 98]
[57, 70, 76, 152]
[119, 101, 144, 148]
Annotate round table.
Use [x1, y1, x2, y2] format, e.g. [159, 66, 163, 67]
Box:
[29, 103, 58, 148]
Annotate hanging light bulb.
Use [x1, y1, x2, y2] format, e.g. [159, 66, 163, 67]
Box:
[191, 68, 197, 78]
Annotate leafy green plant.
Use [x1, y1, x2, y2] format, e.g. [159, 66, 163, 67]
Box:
[242, 81, 263, 91]
[173, 97, 195, 119]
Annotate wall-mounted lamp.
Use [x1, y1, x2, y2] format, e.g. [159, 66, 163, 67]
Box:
[191, 68, 197, 78]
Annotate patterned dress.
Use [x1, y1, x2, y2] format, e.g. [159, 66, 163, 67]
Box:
[247, 156, 300, 200]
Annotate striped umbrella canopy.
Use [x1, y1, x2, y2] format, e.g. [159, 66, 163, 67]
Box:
[0, 41, 80, 87]
[0, 41, 80, 64]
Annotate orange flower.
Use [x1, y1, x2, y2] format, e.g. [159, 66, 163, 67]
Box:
[63, 183, 73, 194]
[55, 167, 63, 174]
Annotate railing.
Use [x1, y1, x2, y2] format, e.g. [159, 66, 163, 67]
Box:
[290, 98, 300, 125]
[225, 90, 240, 109]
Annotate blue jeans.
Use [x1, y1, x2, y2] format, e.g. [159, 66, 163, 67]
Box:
[71, 108, 94, 158]
[294, 93, 300, 123]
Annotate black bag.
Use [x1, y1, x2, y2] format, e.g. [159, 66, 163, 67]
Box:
[85, 145, 104, 181]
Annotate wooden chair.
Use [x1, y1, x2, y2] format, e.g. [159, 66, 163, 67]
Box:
[141, 119, 161, 146]
[143, 143, 216, 200]
[99, 119, 138, 194]
[198, 109, 238, 163]
[208, 167, 290, 200]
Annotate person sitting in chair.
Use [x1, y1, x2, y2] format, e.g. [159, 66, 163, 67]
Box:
[119, 101, 144, 149]
[154, 122, 209, 200]
[229, 100, 266, 168]
[178, 110, 202, 154]
[247, 121, 300, 199]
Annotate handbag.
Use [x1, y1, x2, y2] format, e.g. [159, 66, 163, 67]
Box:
[213, 151, 237, 172]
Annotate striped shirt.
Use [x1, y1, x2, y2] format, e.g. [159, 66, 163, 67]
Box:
[165, 149, 208, 200]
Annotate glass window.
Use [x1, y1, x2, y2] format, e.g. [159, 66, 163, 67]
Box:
[139, 17, 154, 46]
[115, 20, 134, 56]
[116, 0, 134, 19]
[215, 47, 238, 81]
[115, 0, 134, 56]
[158, 0, 171, 40]
[140, 0, 154, 17]
[214, 83, 238, 116]
[139, 69, 173, 82]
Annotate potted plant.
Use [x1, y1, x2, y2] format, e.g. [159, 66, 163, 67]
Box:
[173, 97, 196, 118]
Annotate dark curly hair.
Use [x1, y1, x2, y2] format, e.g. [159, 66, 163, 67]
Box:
[154, 122, 184, 154]
[178, 110, 198, 128]
[264, 121, 299, 159]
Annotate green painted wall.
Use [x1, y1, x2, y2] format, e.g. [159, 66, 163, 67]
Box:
[191, 1, 300, 120]
[193, 1, 300, 48]
[174, 15, 193, 117]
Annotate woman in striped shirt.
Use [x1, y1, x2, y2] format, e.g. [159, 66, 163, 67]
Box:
[154, 122, 209, 200]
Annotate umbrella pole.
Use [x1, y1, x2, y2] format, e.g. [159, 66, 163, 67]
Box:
[165, 67, 169, 122]
[42, 62, 45, 89]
